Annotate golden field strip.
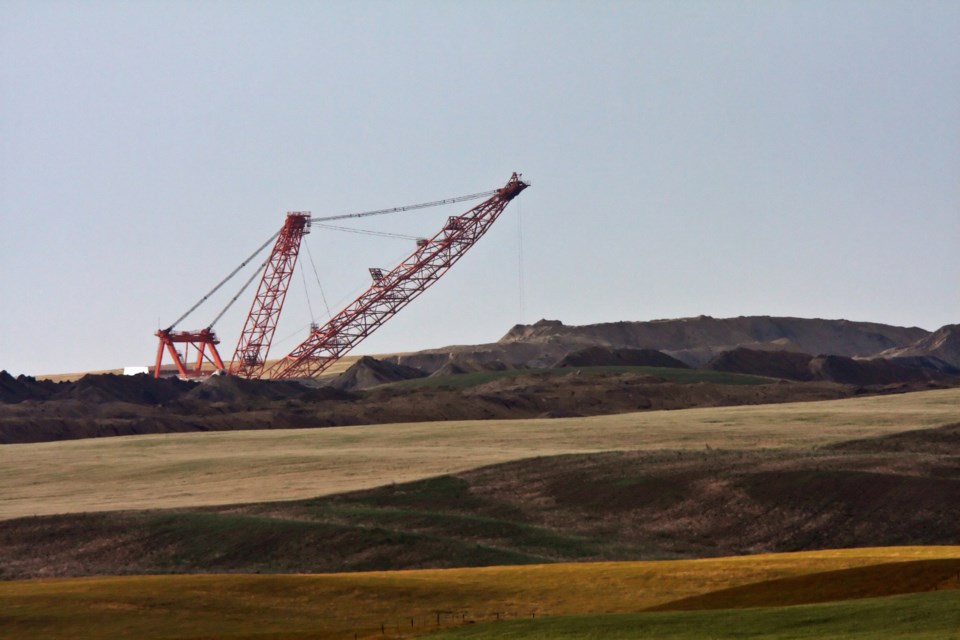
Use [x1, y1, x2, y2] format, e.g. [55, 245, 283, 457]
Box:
[2, 387, 959, 521]
[2, 547, 959, 640]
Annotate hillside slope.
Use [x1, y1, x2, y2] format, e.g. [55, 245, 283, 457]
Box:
[2, 422, 959, 579]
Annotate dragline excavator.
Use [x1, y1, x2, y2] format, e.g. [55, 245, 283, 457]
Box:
[153, 172, 528, 380]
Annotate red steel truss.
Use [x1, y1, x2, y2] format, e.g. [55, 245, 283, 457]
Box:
[154, 328, 226, 378]
[229, 212, 312, 378]
[269, 172, 528, 380]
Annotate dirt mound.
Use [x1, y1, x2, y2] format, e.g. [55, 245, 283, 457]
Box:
[0, 370, 59, 403]
[705, 349, 815, 381]
[184, 374, 333, 405]
[388, 341, 560, 373]
[885, 355, 960, 374]
[326, 356, 426, 391]
[429, 362, 469, 377]
[429, 358, 510, 378]
[54, 373, 194, 404]
[809, 355, 940, 386]
[553, 347, 689, 369]
[880, 324, 960, 368]
[499, 316, 928, 366]
[705, 348, 954, 386]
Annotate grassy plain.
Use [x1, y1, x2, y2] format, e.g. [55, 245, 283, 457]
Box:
[2, 388, 959, 520]
[2, 547, 959, 640]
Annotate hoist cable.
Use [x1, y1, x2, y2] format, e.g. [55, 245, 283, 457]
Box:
[299, 260, 315, 324]
[304, 242, 332, 320]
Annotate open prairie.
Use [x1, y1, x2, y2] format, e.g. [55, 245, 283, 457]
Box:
[2, 388, 959, 521]
[2, 547, 959, 640]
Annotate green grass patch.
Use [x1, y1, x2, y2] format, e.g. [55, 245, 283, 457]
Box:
[309, 504, 604, 559]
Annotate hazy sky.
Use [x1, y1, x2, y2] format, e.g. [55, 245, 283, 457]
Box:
[2, 1, 958, 376]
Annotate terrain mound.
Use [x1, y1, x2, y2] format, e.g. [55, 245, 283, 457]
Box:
[499, 315, 928, 366]
[705, 349, 815, 381]
[809, 354, 941, 385]
[326, 356, 426, 391]
[54, 373, 194, 404]
[553, 347, 689, 369]
[880, 324, 960, 368]
[0, 370, 59, 403]
[885, 355, 960, 374]
[706, 348, 954, 386]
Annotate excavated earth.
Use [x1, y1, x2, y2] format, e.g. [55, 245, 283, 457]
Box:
[1, 359, 955, 444]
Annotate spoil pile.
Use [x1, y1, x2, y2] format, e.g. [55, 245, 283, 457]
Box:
[553, 347, 689, 369]
[0, 371, 58, 403]
[705, 348, 954, 386]
[326, 356, 426, 391]
[880, 324, 960, 368]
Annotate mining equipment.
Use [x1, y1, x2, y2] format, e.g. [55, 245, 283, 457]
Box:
[154, 172, 528, 379]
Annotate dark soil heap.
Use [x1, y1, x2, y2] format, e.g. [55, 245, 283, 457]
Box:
[0, 370, 58, 403]
[706, 348, 953, 386]
[553, 347, 690, 369]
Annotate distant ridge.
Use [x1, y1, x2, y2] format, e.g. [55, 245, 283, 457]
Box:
[389, 316, 931, 371]
[500, 316, 928, 364]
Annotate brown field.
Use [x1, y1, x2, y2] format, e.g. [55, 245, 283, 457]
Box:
[2, 388, 958, 521]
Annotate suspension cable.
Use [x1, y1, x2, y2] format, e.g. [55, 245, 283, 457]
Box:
[207, 257, 270, 329]
[312, 222, 420, 240]
[304, 242, 331, 319]
[311, 189, 496, 223]
[164, 188, 494, 332]
[299, 259, 315, 324]
[165, 231, 279, 331]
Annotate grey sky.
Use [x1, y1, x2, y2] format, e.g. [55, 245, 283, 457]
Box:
[1, 1, 958, 376]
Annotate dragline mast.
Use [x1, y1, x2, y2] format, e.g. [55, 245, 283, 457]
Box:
[269, 172, 528, 379]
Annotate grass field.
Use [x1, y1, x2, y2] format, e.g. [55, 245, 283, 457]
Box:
[2, 547, 958, 639]
[2, 387, 958, 521]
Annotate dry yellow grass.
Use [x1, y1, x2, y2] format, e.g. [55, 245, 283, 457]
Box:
[2, 547, 958, 640]
[1, 388, 958, 521]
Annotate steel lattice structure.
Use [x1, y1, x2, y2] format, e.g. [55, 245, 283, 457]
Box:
[154, 328, 225, 378]
[269, 172, 528, 379]
[229, 212, 312, 379]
